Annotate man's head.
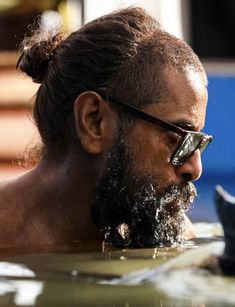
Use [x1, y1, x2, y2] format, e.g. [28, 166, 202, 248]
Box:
[17, 7, 210, 247]
[91, 66, 209, 247]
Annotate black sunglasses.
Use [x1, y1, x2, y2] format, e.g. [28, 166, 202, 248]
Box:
[99, 92, 213, 166]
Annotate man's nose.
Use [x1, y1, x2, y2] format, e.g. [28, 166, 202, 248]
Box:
[175, 149, 203, 182]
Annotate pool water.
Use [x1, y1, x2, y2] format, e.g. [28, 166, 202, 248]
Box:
[0, 223, 232, 307]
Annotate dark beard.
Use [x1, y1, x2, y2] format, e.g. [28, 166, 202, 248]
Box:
[91, 137, 197, 248]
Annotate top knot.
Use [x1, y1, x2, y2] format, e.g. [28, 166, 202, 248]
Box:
[17, 27, 64, 83]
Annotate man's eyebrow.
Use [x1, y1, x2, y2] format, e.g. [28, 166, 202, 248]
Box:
[170, 120, 197, 131]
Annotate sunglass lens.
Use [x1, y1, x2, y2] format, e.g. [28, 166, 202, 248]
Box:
[199, 136, 212, 153]
[172, 133, 213, 166]
[171, 133, 201, 165]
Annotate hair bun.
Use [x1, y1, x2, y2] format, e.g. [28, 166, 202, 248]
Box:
[17, 29, 63, 84]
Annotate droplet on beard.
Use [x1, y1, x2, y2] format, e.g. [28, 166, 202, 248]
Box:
[117, 223, 130, 240]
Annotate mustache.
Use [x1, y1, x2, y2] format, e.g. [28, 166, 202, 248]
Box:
[158, 182, 197, 213]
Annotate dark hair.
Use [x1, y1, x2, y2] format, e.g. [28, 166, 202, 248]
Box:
[17, 7, 207, 152]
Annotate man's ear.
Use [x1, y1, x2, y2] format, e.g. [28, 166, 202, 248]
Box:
[74, 91, 117, 154]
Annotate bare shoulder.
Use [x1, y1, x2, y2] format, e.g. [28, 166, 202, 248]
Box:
[0, 178, 25, 227]
[0, 173, 34, 246]
[0, 178, 17, 204]
[0, 169, 33, 197]
[0, 174, 30, 224]
[0, 171, 36, 216]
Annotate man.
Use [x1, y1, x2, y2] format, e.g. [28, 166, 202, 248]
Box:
[0, 7, 212, 248]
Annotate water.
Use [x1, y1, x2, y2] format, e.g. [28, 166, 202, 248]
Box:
[0, 242, 181, 306]
[0, 223, 232, 307]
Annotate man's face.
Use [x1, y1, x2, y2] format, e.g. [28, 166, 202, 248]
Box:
[92, 67, 208, 248]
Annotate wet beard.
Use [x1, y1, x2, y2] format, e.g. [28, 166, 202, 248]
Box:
[91, 139, 197, 248]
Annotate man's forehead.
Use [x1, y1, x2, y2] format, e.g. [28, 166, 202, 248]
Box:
[145, 68, 208, 130]
[163, 66, 207, 91]
[185, 69, 208, 93]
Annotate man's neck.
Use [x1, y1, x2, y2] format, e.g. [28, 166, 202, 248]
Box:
[37, 150, 103, 240]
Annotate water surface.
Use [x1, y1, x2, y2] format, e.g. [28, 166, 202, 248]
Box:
[0, 223, 232, 307]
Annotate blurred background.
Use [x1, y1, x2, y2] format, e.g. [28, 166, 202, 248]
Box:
[0, 0, 234, 222]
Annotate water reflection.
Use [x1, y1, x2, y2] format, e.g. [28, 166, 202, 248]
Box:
[0, 262, 42, 306]
[0, 280, 43, 306]
[0, 262, 35, 277]
[0, 225, 232, 307]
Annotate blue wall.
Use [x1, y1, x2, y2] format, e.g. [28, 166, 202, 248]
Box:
[190, 76, 235, 222]
[202, 76, 235, 175]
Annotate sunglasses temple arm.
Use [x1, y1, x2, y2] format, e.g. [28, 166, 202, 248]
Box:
[110, 98, 186, 136]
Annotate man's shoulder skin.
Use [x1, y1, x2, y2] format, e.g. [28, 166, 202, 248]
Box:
[0, 176, 55, 247]
[0, 178, 24, 246]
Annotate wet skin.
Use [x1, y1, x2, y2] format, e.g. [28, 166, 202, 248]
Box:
[126, 67, 208, 194]
[0, 66, 208, 247]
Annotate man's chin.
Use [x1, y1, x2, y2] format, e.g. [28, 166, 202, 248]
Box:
[104, 209, 188, 248]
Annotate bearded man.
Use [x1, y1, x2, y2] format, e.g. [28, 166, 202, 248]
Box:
[0, 7, 212, 248]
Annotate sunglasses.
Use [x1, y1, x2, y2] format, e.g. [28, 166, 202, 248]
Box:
[101, 93, 213, 166]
